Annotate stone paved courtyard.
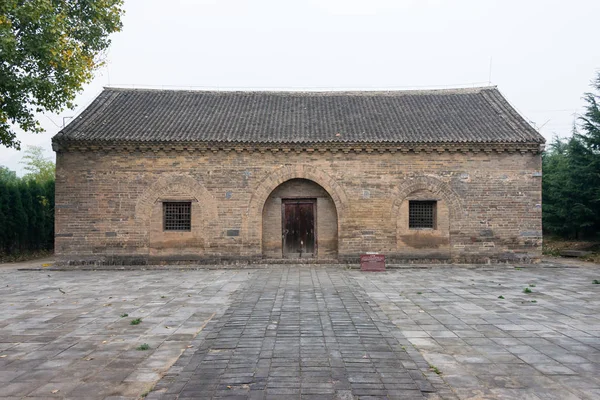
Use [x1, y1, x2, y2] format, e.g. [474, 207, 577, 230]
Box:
[0, 261, 599, 399]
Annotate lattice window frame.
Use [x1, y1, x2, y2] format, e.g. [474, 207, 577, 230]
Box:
[163, 201, 192, 231]
[408, 200, 437, 229]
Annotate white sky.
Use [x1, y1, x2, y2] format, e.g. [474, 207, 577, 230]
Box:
[2, 0, 599, 174]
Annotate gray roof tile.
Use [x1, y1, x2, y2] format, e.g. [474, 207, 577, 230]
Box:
[53, 87, 545, 145]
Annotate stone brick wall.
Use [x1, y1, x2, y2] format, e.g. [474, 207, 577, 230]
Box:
[54, 147, 542, 264]
[396, 189, 450, 259]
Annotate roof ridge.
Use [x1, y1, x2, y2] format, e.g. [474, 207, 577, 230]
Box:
[101, 86, 498, 96]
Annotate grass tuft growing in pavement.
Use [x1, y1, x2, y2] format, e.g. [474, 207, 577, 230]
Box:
[130, 318, 142, 325]
[429, 364, 442, 375]
[593, 279, 600, 284]
[523, 288, 532, 294]
[136, 343, 150, 351]
[498, 295, 504, 299]
[120, 313, 128, 318]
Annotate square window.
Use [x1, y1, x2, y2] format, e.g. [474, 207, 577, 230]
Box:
[163, 202, 191, 231]
[409, 200, 436, 229]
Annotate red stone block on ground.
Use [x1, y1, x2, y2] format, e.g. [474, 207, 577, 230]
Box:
[360, 254, 386, 272]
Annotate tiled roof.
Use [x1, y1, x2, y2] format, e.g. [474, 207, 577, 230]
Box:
[53, 87, 544, 145]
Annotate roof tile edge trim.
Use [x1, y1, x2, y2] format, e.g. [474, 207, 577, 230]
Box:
[52, 140, 545, 154]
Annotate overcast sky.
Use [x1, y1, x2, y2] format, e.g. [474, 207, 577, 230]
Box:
[2, 0, 599, 174]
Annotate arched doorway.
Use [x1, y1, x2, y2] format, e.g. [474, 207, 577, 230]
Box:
[262, 179, 338, 259]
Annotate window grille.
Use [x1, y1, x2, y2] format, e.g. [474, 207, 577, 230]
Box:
[163, 202, 191, 231]
[409, 201, 436, 229]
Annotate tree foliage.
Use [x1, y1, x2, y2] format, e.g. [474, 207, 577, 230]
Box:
[0, 168, 54, 255]
[0, 165, 17, 182]
[20, 145, 55, 182]
[543, 72, 600, 239]
[0, 146, 55, 256]
[0, 0, 124, 149]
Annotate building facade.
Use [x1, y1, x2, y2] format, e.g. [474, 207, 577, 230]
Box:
[52, 87, 545, 265]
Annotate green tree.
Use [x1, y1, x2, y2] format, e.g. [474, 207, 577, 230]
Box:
[20, 145, 55, 182]
[5, 183, 27, 253]
[565, 137, 596, 238]
[542, 137, 570, 235]
[18, 180, 33, 250]
[543, 136, 597, 238]
[578, 72, 600, 226]
[28, 181, 45, 250]
[42, 179, 55, 249]
[0, 165, 17, 183]
[580, 73, 600, 152]
[0, 0, 124, 149]
[543, 71, 600, 239]
[0, 180, 10, 252]
[0, 154, 55, 256]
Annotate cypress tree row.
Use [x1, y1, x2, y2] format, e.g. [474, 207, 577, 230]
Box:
[0, 171, 55, 256]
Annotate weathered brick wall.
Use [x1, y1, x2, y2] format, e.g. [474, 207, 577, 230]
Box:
[54, 148, 542, 264]
[396, 189, 450, 259]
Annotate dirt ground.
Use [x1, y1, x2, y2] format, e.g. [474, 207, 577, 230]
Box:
[543, 237, 600, 263]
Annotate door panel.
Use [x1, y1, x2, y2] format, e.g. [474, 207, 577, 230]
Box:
[282, 200, 315, 258]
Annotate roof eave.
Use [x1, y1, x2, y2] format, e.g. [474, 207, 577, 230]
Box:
[52, 138, 545, 154]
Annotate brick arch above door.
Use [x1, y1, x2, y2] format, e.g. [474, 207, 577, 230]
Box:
[243, 164, 348, 255]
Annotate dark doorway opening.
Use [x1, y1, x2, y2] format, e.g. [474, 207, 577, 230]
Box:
[282, 199, 316, 258]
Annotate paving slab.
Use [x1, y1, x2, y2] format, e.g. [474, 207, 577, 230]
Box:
[0, 266, 246, 399]
[352, 263, 600, 400]
[0, 259, 599, 399]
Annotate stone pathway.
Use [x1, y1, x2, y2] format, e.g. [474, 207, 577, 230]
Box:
[0, 261, 599, 399]
[149, 268, 452, 399]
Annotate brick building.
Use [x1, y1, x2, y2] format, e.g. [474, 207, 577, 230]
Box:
[52, 87, 545, 265]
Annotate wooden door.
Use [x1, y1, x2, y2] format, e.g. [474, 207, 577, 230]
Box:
[282, 199, 316, 258]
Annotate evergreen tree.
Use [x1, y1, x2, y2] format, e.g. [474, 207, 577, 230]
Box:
[18, 181, 33, 250]
[28, 182, 45, 250]
[0, 180, 9, 252]
[43, 179, 55, 250]
[578, 73, 600, 231]
[565, 137, 596, 238]
[0, 163, 55, 256]
[543, 137, 571, 236]
[5, 184, 27, 253]
[543, 71, 600, 239]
